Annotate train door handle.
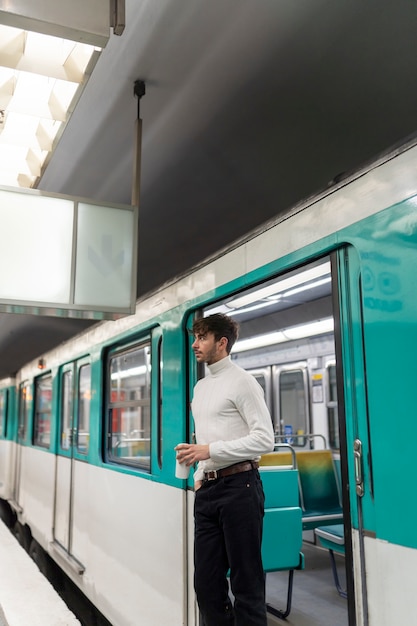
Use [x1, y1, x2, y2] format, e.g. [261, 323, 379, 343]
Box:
[353, 438, 364, 497]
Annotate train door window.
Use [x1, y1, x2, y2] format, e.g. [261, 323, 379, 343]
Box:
[0, 389, 6, 437]
[255, 375, 266, 394]
[279, 368, 308, 444]
[34, 375, 52, 448]
[19, 382, 31, 443]
[248, 368, 273, 416]
[326, 362, 339, 450]
[61, 370, 73, 450]
[77, 364, 91, 455]
[107, 341, 151, 470]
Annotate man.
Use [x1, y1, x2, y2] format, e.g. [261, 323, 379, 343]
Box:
[175, 313, 275, 626]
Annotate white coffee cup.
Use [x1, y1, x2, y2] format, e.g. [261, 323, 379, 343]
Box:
[175, 458, 190, 479]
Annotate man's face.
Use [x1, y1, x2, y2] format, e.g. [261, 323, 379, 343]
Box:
[192, 331, 225, 365]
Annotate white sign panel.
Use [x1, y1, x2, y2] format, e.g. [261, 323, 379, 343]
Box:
[0, 186, 137, 319]
[0, 0, 111, 46]
[75, 202, 135, 308]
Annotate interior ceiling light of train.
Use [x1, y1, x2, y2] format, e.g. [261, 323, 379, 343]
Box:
[0, 23, 101, 188]
[207, 259, 333, 352]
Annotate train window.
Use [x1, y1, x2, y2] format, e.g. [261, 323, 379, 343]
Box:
[77, 364, 91, 455]
[19, 382, 31, 443]
[107, 342, 151, 470]
[248, 369, 273, 416]
[326, 363, 339, 450]
[34, 375, 52, 448]
[0, 390, 6, 436]
[61, 370, 73, 450]
[279, 369, 308, 444]
[255, 374, 267, 395]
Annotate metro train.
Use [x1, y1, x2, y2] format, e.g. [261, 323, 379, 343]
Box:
[1, 137, 417, 626]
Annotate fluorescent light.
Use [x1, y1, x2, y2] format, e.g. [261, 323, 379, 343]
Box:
[279, 276, 332, 299]
[111, 365, 148, 381]
[230, 275, 332, 317]
[227, 262, 331, 310]
[205, 303, 231, 316]
[233, 331, 288, 352]
[229, 300, 278, 317]
[282, 317, 334, 340]
[0, 24, 100, 188]
[233, 317, 334, 353]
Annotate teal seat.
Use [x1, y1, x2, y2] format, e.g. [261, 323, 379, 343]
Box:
[261, 465, 299, 509]
[260, 466, 304, 619]
[315, 524, 345, 554]
[260, 449, 343, 530]
[262, 507, 302, 572]
[296, 450, 343, 530]
[315, 524, 347, 598]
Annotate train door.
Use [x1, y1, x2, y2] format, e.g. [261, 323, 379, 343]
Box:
[272, 363, 310, 446]
[333, 247, 375, 626]
[53, 359, 91, 563]
[13, 381, 31, 508]
[196, 257, 353, 625]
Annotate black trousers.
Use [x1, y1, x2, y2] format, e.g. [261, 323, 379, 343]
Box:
[194, 469, 267, 626]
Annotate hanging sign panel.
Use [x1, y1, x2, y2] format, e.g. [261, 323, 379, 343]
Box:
[0, 186, 137, 320]
[0, 0, 117, 46]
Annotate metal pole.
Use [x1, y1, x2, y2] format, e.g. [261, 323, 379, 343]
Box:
[131, 79, 145, 207]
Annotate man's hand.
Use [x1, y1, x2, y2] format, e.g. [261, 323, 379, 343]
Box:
[175, 443, 210, 466]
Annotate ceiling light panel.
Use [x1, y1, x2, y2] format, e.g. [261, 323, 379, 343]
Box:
[0, 24, 100, 188]
[227, 261, 331, 310]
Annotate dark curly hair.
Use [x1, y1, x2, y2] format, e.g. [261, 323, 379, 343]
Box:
[192, 313, 239, 354]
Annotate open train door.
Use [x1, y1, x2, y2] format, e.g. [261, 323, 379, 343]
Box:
[332, 247, 376, 626]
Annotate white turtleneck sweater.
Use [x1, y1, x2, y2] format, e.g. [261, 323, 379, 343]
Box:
[192, 356, 275, 484]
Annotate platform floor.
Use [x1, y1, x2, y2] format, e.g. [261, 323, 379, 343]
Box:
[266, 541, 348, 626]
[0, 521, 80, 626]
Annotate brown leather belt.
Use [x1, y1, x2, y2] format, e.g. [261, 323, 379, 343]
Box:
[203, 460, 259, 482]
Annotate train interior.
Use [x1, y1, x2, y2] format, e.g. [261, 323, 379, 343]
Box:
[205, 256, 349, 625]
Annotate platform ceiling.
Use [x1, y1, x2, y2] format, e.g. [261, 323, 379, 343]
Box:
[1, 0, 417, 378]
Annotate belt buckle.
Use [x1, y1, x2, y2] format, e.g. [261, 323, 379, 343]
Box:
[205, 470, 218, 481]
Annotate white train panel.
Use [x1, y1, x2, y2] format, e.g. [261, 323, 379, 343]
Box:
[18, 447, 55, 542]
[0, 440, 15, 501]
[68, 463, 188, 626]
[364, 534, 417, 626]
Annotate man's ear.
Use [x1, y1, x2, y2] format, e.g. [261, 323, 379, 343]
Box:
[219, 336, 228, 351]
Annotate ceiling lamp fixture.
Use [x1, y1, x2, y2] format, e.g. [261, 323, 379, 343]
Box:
[0, 24, 100, 188]
[232, 317, 335, 353]
[226, 262, 331, 311]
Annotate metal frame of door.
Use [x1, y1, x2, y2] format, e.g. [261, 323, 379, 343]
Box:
[332, 246, 375, 626]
